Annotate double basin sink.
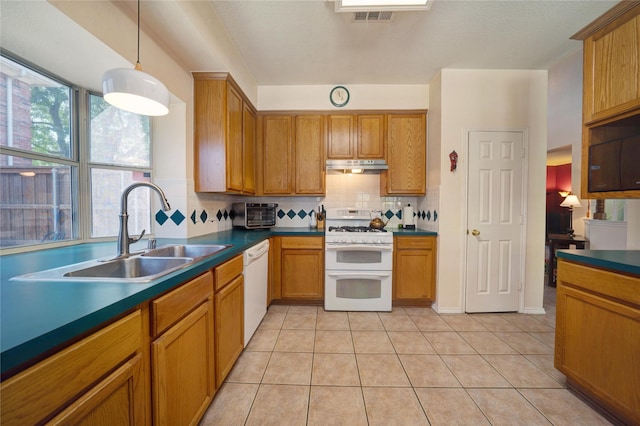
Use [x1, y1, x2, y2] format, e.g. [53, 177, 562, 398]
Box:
[11, 244, 231, 283]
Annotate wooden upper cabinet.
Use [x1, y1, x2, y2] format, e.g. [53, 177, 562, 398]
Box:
[576, 3, 640, 125]
[295, 115, 325, 194]
[382, 113, 426, 195]
[327, 114, 385, 159]
[260, 115, 294, 194]
[243, 104, 256, 194]
[193, 73, 256, 194]
[226, 85, 244, 192]
[327, 115, 354, 158]
[573, 3, 640, 199]
[357, 114, 385, 158]
[258, 114, 324, 195]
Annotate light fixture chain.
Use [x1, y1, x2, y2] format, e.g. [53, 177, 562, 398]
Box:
[137, 0, 141, 65]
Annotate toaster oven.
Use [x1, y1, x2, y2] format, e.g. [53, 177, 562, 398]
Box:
[232, 203, 278, 229]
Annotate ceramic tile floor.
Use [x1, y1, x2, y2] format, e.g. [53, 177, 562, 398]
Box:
[200, 287, 613, 425]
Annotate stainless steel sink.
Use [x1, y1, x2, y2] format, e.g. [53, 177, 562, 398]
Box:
[11, 256, 194, 283]
[142, 244, 230, 260]
[10, 244, 232, 283]
[62, 257, 193, 280]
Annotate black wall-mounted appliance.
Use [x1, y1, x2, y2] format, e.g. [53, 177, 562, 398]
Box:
[589, 136, 640, 192]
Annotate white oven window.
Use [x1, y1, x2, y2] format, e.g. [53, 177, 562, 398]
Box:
[336, 278, 382, 299]
[336, 251, 382, 264]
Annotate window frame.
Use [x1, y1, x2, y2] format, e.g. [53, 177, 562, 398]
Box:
[0, 51, 156, 254]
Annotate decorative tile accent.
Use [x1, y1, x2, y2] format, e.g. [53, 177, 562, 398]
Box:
[287, 209, 297, 219]
[200, 210, 208, 223]
[223, 210, 229, 220]
[384, 210, 394, 219]
[155, 210, 169, 225]
[217, 210, 223, 221]
[170, 210, 185, 226]
[298, 210, 308, 219]
[434, 210, 438, 221]
[190, 211, 197, 225]
[278, 209, 286, 219]
[426, 211, 431, 221]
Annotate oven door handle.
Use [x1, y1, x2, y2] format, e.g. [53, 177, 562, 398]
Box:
[327, 272, 392, 279]
[325, 244, 393, 252]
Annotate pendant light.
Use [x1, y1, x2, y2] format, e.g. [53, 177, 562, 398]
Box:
[102, 0, 169, 116]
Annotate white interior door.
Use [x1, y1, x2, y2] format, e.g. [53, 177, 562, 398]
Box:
[465, 131, 524, 313]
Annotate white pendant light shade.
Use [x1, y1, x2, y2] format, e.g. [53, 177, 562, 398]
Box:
[102, 66, 170, 116]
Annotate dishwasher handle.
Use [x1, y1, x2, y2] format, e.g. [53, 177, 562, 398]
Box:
[244, 240, 270, 266]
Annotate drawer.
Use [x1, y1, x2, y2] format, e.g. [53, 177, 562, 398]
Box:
[152, 271, 213, 336]
[280, 236, 324, 250]
[1, 310, 142, 425]
[215, 254, 244, 292]
[395, 236, 435, 250]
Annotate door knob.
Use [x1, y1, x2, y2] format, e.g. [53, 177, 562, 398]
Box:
[471, 229, 480, 236]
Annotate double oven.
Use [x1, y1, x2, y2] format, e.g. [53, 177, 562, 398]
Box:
[324, 209, 393, 312]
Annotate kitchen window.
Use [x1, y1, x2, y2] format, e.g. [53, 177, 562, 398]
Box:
[0, 53, 154, 250]
[88, 94, 152, 238]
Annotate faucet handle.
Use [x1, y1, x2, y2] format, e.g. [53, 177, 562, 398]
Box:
[129, 229, 146, 244]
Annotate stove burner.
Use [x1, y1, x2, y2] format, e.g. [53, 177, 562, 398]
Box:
[328, 226, 387, 233]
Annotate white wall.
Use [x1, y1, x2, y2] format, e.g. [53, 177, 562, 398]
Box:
[432, 69, 548, 314]
[547, 51, 587, 236]
[258, 84, 428, 111]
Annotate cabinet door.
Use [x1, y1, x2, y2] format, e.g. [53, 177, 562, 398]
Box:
[281, 249, 324, 299]
[194, 78, 225, 192]
[214, 275, 244, 385]
[393, 237, 436, 303]
[357, 114, 385, 158]
[262, 115, 294, 194]
[394, 250, 434, 300]
[556, 281, 640, 424]
[48, 354, 145, 426]
[152, 300, 215, 426]
[327, 115, 354, 159]
[383, 114, 426, 195]
[243, 104, 256, 194]
[583, 7, 640, 124]
[295, 115, 325, 194]
[226, 85, 244, 192]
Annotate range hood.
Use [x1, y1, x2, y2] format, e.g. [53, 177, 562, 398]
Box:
[326, 159, 388, 174]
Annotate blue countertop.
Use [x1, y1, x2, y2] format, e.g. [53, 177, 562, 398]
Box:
[556, 250, 640, 276]
[392, 228, 438, 236]
[0, 226, 429, 374]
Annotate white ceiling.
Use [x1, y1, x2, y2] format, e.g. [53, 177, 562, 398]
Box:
[119, 0, 617, 86]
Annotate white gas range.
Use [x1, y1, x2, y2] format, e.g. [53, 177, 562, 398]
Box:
[324, 208, 393, 312]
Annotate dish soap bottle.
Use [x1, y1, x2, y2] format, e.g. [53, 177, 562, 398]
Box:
[309, 211, 317, 228]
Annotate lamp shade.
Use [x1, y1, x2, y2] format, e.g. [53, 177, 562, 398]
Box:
[102, 67, 170, 116]
[560, 194, 582, 208]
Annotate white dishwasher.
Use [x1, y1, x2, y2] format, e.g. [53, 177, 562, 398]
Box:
[243, 239, 270, 346]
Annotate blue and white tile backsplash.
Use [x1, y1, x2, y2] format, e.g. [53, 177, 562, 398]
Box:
[152, 174, 440, 236]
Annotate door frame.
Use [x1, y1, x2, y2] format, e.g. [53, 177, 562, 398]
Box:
[461, 128, 529, 313]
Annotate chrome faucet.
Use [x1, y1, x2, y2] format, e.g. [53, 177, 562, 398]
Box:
[115, 182, 171, 259]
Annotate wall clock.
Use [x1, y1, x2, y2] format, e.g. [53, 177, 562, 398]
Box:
[330, 86, 350, 107]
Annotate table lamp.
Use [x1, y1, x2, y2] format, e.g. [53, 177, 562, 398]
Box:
[560, 194, 582, 237]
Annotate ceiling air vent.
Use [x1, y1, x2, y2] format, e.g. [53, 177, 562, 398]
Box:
[353, 11, 395, 22]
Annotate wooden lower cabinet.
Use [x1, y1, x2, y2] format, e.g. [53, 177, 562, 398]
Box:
[555, 259, 640, 425]
[151, 271, 215, 426]
[393, 236, 437, 305]
[1, 310, 147, 425]
[277, 236, 324, 301]
[214, 255, 244, 385]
